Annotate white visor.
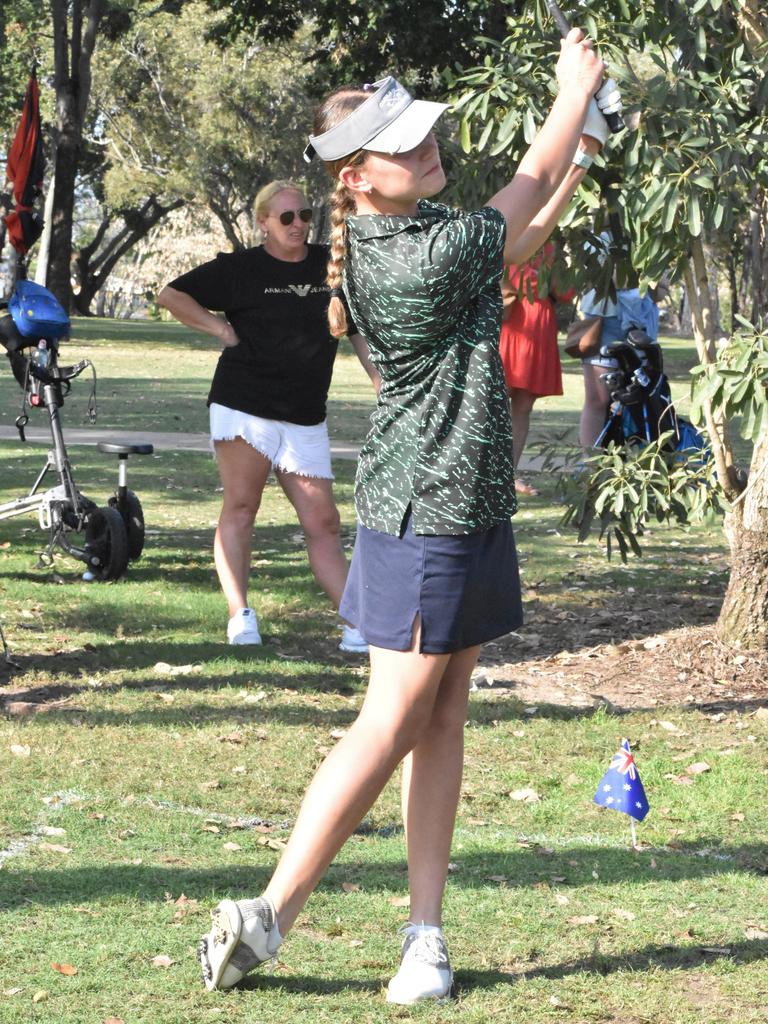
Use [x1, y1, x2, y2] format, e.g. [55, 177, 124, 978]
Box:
[304, 76, 447, 163]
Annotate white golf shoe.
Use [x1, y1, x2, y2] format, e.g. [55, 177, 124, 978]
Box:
[227, 608, 262, 645]
[198, 897, 281, 991]
[386, 923, 454, 1004]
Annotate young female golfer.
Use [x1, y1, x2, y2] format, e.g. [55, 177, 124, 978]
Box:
[198, 29, 620, 1004]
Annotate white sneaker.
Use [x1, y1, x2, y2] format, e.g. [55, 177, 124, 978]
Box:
[338, 624, 368, 653]
[386, 924, 454, 1004]
[198, 897, 281, 991]
[227, 608, 262, 645]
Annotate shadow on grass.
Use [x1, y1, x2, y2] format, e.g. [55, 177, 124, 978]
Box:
[456, 936, 768, 990]
[3, 657, 768, 724]
[2, 842, 766, 911]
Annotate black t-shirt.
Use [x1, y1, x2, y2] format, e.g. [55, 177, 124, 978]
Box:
[169, 244, 344, 425]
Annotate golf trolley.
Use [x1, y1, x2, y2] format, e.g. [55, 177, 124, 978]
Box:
[0, 281, 153, 581]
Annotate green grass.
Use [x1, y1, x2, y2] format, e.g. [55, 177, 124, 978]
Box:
[1, 320, 766, 1022]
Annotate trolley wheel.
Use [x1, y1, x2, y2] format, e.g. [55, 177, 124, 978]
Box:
[84, 506, 129, 581]
[109, 490, 146, 561]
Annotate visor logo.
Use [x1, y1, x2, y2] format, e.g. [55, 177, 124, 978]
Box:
[379, 83, 410, 111]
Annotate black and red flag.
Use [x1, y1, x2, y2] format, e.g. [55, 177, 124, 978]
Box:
[3, 69, 45, 260]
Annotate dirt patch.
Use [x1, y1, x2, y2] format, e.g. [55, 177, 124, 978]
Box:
[476, 591, 768, 713]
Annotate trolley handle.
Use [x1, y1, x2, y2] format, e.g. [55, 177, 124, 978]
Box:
[28, 358, 90, 384]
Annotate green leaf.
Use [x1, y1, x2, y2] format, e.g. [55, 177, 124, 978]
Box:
[460, 117, 471, 154]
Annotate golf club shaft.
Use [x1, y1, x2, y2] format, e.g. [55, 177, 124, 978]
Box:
[545, 0, 624, 134]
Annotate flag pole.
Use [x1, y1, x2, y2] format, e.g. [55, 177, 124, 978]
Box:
[630, 818, 638, 849]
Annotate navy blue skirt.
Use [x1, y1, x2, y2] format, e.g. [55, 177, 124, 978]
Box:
[340, 511, 523, 654]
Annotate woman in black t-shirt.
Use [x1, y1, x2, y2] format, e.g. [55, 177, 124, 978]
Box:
[158, 180, 378, 649]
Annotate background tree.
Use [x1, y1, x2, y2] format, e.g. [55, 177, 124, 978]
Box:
[448, 0, 768, 647]
[65, 1, 323, 312]
[203, 0, 523, 93]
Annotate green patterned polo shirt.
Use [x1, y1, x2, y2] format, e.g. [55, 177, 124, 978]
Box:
[344, 200, 518, 536]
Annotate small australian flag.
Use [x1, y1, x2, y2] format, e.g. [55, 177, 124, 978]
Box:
[593, 738, 649, 822]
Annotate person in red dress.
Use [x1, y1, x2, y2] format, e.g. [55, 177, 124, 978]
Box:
[499, 243, 574, 495]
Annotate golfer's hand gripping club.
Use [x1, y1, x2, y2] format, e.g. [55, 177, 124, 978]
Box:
[546, 0, 625, 135]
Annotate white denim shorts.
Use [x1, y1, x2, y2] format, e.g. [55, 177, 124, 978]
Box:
[209, 403, 334, 479]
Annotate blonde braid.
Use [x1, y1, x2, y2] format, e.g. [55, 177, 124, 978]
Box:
[327, 178, 357, 338]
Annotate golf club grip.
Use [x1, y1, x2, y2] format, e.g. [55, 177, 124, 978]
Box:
[545, 0, 624, 134]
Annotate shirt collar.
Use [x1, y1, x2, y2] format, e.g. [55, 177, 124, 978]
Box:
[347, 200, 447, 241]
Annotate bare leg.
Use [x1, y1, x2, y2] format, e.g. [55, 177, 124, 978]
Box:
[401, 645, 480, 926]
[213, 440, 272, 617]
[276, 471, 348, 608]
[263, 630, 452, 934]
[579, 363, 611, 448]
[508, 388, 537, 470]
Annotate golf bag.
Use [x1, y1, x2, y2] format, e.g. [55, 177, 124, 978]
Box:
[594, 328, 705, 455]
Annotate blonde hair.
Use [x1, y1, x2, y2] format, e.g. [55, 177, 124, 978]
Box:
[313, 88, 371, 338]
[253, 180, 308, 224]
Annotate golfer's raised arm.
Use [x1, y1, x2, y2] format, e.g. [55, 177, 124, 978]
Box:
[157, 285, 239, 347]
[488, 28, 604, 264]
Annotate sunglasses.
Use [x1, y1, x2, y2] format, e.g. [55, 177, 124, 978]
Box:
[278, 208, 313, 226]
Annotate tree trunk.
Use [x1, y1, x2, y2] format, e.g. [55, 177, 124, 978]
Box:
[72, 196, 184, 314]
[717, 431, 768, 648]
[47, 0, 104, 310]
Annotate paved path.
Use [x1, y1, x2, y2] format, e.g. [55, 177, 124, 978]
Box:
[0, 425, 362, 460]
[0, 424, 548, 471]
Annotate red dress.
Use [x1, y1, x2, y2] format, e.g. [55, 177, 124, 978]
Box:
[499, 249, 572, 397]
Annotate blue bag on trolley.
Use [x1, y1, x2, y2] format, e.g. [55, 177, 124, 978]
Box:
[8, 280, 70, 340]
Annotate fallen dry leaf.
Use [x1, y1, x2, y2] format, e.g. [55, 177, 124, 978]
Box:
[745, 926, 768, 940]
[731, 812, 746, 822]
[567, 915, 599, 926]
[643, 636, 667, 650]
[486, 875, 508, 883]
[198, 780, 221, 792]
[612, 908, 636, 921]
[103, 1018, 125, 1024]
[509, 787, 541, 803]
[10, 744, 31, 757]
[222, 841, 241, 852]
[754, 707, 768, 721]
[218, 732, 244, 745]
[348, 939, 364, 948]
[39, 826, 66, 837]
[257, 836, 287, 851]
[329, 729, 347, 740]
[686, 761, 711, 776]
[32, 990, 48, 1003]
[38, 842, 72, 854]
[150, 954, 176, 968]
[389, 895, 410, 907]
[341, 882, 360, 893]
[172, 895, 200, 921]
[554, 893, 570, 906]
[701, 946, 731, 955]
[201, 823, 221, 834]
[153, 662, 200, 677]
[2, 988, 22, 996]
[51, 963, 78, 976]
[549, 996, 571, 1010]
